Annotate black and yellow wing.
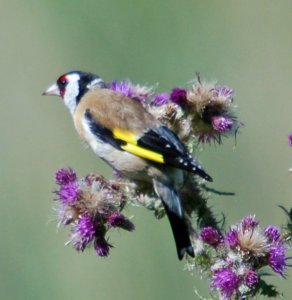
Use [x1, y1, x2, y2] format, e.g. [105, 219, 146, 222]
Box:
[85, 109, 212, 181]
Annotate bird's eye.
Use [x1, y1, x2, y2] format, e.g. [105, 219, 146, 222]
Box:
[59, 78, 67, 88]
[57, 76, 69, 97]
[57, 74, 68, 89]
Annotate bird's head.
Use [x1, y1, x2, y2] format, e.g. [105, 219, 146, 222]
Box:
[43, 71, 106, 114]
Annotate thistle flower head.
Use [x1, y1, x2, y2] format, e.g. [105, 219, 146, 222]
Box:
[107, 211, 135, 231]
[267, 244, 290, 276]
[70, 213, 96, 252]
[110, 80, 153, 104]
[55, 168, 77, 185]
[170, 88, 187, 104]
[212, 116, 234, 133]
[57, 181, 80, 205]
[187, 78, 237, 144]
[153, 93, 170, 106]
[237, 225, 268, 256]
[243, 269, 259, 288]
[212, 268, 240, 299]
[264, 225, 281, 243]
[110, 80, 132, 97]
[53, 168, 134, 257]
[148, 75, 238, 146]
[94, 236, 112, 257]
[188, 215, 291, 299]
[241, 215, 259, 231]
[200, 226, 222, 247]
[224, 228, 239, 248]
[212, 85, 234, 102]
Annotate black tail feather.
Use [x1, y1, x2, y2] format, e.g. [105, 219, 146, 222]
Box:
[194, 167, 213, 182]
[163, 204, 195, 260]
[153, 179, 194, 260]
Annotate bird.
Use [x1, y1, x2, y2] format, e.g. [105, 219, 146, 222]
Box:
[43, 71, 213, 260]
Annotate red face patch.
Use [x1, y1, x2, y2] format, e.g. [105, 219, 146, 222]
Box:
[57, 74, 68, 98]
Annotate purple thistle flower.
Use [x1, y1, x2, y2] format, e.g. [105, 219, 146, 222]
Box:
[244, 270, 259, 288]
[110, 80, 151, 103]
[289, 132, 292, 146]
[212, 268, 240, 299]
[170, 88, 187, 104]
[213, 85, 234, 101]
[264, 225, 281, 243]
[55, 168, 77, 185]
[224, 229, 239, 248]
[71, 213, 95, 251]
[94, 237, 111, 257]
[110, 80, 133, 98]
[58, 181, 80, 205]
[212, 116, 233, 132]
[153, 93, 170, 106]
[267, 244, 289, 276]
[241, 215, 259, 232]
[107, 211, 135, 231]
[200, 227, 222, 247]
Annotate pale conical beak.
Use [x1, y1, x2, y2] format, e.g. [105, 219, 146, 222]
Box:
[42, 83, 60, 96]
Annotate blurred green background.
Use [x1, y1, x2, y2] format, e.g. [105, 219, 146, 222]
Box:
[0, 1, 291, 299]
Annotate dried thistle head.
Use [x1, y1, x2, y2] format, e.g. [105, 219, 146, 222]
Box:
[185, 76, 238, 144]
[148, 74, 240, 148]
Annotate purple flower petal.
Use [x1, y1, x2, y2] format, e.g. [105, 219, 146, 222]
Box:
[264, 225, 281, 243]
[55, 168, 77, 185]
[58, 181, 80, 205]
[110, 80, 133, 98]
[213, 85, 234, 101]
[224, 229, 239, 248]
[212, 116, 233, 132]
[244, 269, 259, 288]
[71, 213, 95, 251]
[110, 80, 151, 103]
[170, 88, 187, 104]
[200, 227, 222, 247]
[241, 215, 259, 232]
[212, 268, 240, 299]
[267, 244, 289, 276]
[94, 237, 111, 257]
[153, 93, 170, 106]
[107, 211, 135, 231]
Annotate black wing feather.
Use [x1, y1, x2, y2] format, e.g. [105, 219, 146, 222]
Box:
[85, 111, 212, 181]
[85, 110, 125, 150]
[138, 126, 212, 181]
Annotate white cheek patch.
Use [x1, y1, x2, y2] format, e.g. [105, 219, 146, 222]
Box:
[63, 73, 80, 114]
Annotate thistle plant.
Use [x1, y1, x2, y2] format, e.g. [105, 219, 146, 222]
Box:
[188, 215, 291, 299]
[54, 169, 134, 256]
[51, 75, 291, 299]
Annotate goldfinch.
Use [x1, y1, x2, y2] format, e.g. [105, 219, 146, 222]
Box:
[43, 71, 212, 260]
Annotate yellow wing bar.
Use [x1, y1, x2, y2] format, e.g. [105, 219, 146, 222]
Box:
[113, 128, 138, 144]
[113, 128, 165, 164]
[121, 143, 165, 164]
